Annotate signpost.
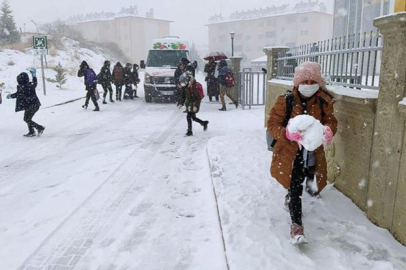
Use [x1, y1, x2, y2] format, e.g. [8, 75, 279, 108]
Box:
[33, 36, 47, 95]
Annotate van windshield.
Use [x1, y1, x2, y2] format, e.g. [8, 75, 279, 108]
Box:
[147, 50, 189, 68]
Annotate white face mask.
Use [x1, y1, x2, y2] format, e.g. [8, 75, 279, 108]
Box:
[298, 84, 319, 97]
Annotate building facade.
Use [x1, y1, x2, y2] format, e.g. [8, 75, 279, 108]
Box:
[333, 0, 395, 37]
[207, 1, 333, 65]
[67, 7, 171, 63]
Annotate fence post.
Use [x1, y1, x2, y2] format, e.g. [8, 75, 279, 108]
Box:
[263, 47, 289, 82]
[263, 47, 290, 127]
[230, 56, 243, 104]
[367, 13, 406, 244]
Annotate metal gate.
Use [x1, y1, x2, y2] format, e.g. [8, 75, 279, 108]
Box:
[239, 68, 267, 109]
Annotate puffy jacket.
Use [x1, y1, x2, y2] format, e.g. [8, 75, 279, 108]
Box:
[178, 81, 202, 113]
[10, 73, 41, 112]
[267, 87, 338, 192]
[98, 64, 112, 86]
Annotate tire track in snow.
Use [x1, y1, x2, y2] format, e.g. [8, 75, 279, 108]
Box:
[17, 109, 184, 270]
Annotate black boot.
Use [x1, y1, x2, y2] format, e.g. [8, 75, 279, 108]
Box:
[218, 106, 226, 111]
[103, 99, 107, 104]
[235, 101, 239, 108]
[134, 90, 139, 98]
[185, 130, 193, 136]
[202, 121, 209, 131]
[24, 129, 36, 137]
[94, 106, 100, 111]
[37, 126, 45, 137]
[82, 104, 88, 109]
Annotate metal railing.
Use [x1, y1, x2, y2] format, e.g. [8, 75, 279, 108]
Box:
[239, 68, 267, 109]
[276, 30, 383, 90]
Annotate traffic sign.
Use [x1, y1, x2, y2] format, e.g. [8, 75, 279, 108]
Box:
[33, 36, 47, 49]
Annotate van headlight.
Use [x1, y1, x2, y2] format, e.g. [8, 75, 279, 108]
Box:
[145, 73, 151, 83]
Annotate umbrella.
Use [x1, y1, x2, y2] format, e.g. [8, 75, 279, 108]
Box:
[204, 51, 228, 61]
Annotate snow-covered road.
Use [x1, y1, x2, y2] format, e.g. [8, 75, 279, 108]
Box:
[1, 91, 406, 270]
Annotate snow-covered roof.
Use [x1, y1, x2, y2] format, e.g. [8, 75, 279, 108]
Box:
[208, 1, 328, 24]
[251, 56, 267, 63]
[66, 6, 171, 25]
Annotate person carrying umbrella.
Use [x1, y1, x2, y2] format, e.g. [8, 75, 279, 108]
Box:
[204, 57, 219, 102]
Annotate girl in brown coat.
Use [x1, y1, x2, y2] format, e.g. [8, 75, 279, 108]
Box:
[267, 61, 338, 244]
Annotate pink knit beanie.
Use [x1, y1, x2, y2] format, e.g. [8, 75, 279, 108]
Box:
[293, 62, 325, 87]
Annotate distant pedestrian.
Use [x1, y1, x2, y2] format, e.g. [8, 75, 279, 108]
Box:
[267, 61, 338, 245]
[132, 64, 140, 98]
[123, 63, 133, 100]
[112, 62, 124, 101]
[177, 71, 209, 136]
[7, 68, 45, 137]
[204, 57, 219, 102]
[98, 60, 114, 104]
[217, 60, 238, 111]
[77, 61, 100, 111]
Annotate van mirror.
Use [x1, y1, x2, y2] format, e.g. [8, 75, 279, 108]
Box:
[140, 60, 145, 69]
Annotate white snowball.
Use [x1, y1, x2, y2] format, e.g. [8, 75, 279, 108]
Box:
[287, 115, 324, 151]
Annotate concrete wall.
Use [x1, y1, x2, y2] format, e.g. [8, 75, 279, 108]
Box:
[71, 17, 170, 63]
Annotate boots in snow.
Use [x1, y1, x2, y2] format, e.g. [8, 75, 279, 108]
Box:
[82, 104, 88, 109]
[103, 99, 107, 104]
[24, 131, 36, 137]
[235, 101, 239, 108]
[218, 106, 226, 111]
[185, 130, 193, 136]
[94, 106, 100, 111]
[203, 121, 209, 131]
[37, 126, 45, 137]
[290, 223, 308, 245]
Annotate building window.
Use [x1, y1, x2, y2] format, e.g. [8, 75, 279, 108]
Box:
[265, 31, 276, 38]
[258, 22, 264, 27]
[301, 17, 309, 23]
[301, 30, 308, 36]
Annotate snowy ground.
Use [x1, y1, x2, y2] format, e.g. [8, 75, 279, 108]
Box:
[0, 50, 406, 269]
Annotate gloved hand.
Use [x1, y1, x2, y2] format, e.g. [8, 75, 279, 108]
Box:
[193, 106, 198, 112]
[285, 123, 303, 150]
[177, 104, 183, 109]
[29, 68, 36, 77]
[6, 93, 11, 99]
[285, 127, 303, 142]
[322, 125, 333, 145]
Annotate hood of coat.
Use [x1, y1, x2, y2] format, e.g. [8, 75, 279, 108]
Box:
[17, 72, 29, 85]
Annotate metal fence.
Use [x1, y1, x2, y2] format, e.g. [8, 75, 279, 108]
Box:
[276, 30, 383, 90]
[239, 68, 267, 109]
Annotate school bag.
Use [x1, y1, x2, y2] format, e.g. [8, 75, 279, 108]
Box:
[225, 69, 235, 88]
[267, 92, 294, 151]
[196, 82, 205, 99]
[85, 69, 98, 85]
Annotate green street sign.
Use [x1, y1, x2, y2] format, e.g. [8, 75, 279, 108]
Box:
[33, 36, 47, 49]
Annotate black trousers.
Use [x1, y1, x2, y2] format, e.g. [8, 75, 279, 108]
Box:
[288, 150, 315, 226]
[102, 84, 113, 100]
[187, 112, 204, 131]
[115, 84, 123, 100]
[24, 105, 42, 133]
[85, 89, 98, 107]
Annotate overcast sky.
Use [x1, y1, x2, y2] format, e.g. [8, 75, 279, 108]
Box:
[10, 0, 333, 50]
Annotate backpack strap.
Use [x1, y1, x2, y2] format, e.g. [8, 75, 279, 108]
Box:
[282, 92, 294, 127]
[270, 92, 294, 148]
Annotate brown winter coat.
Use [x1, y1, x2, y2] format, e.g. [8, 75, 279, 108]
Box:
[267, 87, 338, 192]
